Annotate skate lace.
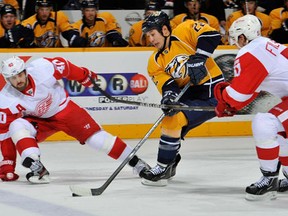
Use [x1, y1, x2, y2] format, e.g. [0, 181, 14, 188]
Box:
[255, 176, 270, 188]
[150, 165, 165, 175]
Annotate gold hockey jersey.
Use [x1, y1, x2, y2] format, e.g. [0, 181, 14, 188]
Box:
[21, 11, 75, 47]
[147, 20, 222, 93]
[72, 12, 122, 47]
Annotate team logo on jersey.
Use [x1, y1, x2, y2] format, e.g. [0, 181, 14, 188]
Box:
[35, 31, 58, 47]
[29, 94, 53, 117]
[165, 55, 189, 79]
[89, 31, 105, 47]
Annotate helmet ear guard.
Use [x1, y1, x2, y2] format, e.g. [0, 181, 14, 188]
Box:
[228, 14, 261, 46]
[1, 56, 25, 79]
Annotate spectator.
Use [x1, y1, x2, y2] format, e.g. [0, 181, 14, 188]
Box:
[269, 0, 288, 44]
[0, 4, 34, 47]
[170, 0, 222, 42]
[128, 0, 162, 46]
[71, 0, 128, 47]
[226, 0, 271, 38]
[21, 0, 81, 47]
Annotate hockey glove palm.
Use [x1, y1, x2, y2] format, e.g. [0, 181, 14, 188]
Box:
[79, 68, 97, 87]
[214, 82, 237, 117]
[161, 91, 182, 116]
[187, 54, 208, 85]
[0, 160, 19, 181]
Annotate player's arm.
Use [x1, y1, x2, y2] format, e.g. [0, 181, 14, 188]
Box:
[45, 57, 97, 87]
[99, 12, 128, 47]
[214, 53, 268, 116]
[177, 21, 221, 85]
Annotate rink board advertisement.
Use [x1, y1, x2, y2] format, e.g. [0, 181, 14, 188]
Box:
[0, 46, 269, 139]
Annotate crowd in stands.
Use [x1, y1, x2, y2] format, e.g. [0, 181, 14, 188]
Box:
[0, 0, 287, 48]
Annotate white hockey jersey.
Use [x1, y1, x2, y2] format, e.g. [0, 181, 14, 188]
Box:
[222, 37, 288, 110]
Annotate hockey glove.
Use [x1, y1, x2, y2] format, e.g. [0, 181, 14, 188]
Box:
[161, 91, 182, 116]
[79, 67, 97, 87]
[0, 160, 19, 181]
[69, 35, 88, 47]
[186, 54, 208, 85]
[214, 82, 237, 117]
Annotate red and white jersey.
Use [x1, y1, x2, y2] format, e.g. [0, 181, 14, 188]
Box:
[222, 37, 288, 110]
[1, 57, 90, 119]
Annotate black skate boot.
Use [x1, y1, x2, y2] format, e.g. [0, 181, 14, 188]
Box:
[128, 155, 151, 177]
[22, 156, 50, 184]
[140, 163, 173, 186]
[278, 170, 288, 192]
[245, 168, 279, 201]
[170, 154, 181, 178]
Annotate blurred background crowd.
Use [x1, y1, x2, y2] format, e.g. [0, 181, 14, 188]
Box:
[0, 0, 287, 48]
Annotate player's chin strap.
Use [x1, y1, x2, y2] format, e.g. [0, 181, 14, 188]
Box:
[88, 76, 214, 112]
[69, 82, 191, 196]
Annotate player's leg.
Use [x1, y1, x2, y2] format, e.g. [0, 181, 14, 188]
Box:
[245, 112, 282, 201]
[141, 98, 216, 186]
[277, 134, 288, 192]
[59, 101, 150, 176]
[0, 138, 19, 181]
[9, 118, 50, 184]
[140, 111, 186, 186]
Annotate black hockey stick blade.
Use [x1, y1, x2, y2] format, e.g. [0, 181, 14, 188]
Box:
[69, 83, 191, 197]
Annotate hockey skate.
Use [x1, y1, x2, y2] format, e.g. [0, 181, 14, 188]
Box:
[129, 155, 151, 177]
[22, 156, 50, 184]
[140, 154, 181, 186]
[278, 170, 288, 192]
[245, 169, 279, 201]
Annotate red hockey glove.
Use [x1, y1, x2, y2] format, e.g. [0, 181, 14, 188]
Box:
[79, 67, 97, 87]
[0, 160, 19, 181]
[214, 82, 237, 117]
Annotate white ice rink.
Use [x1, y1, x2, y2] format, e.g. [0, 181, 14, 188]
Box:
[1, 136, 287, 216]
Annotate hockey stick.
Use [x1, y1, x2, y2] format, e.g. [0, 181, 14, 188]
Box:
[69, 83, 191, 196]
[89, 76, 214, 112]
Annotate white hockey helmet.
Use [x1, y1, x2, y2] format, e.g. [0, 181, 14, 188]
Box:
[1, 56, 25, 78]
[228, 14, 261, 46]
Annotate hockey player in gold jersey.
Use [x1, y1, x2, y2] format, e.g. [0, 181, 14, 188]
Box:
[21, 0, 81, 47]
[0, 4, 34, 47]
[71, 0, 128, 47]
[226, 0, 271, 37]
[139, 11, 224, 186]
[269, 0, 288, 44]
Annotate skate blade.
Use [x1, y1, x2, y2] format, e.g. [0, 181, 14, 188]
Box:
[141, 178, 168, 187]
[245, 191, 277, 201]
[28, 175, 50, 184]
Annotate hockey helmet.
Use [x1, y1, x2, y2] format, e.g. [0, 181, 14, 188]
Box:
[0, 4, 17, 16]
[142, 11, 171, 34]
[81, 0, 99, 9]
[228, 14, 261, 45]
[1, 56, 25, 79]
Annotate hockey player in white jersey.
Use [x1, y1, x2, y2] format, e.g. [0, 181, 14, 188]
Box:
[0, 56, 150, 184]
[214, 15, 288, 200]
